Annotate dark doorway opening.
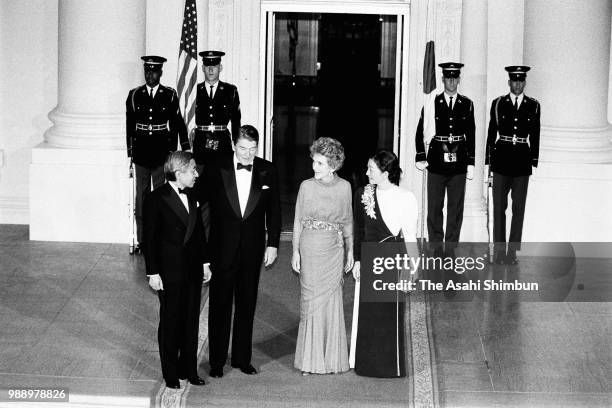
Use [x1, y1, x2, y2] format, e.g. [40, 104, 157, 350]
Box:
[272, 13, 397, 231]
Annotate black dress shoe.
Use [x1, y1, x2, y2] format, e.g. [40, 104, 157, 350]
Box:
[505, 250, 518, 265]
[187, 376, 206, 386]
[165, 381, 180, 389]
[493, 251, 506, 265]
[231, 363, 257, 375]
[505, 254, 518, 265]
[209, 367, 223, 378]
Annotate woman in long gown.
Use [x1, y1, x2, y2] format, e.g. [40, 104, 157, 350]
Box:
[352, 150, 418, 378]
[292, 137, 354, 375]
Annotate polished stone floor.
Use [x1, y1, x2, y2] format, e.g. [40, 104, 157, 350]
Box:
[0, 225, 610, 407]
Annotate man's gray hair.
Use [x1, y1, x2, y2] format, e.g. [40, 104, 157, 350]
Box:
[164, 151, 193, 181]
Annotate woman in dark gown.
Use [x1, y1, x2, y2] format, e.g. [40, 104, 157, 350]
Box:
[351, 150, 417, 378]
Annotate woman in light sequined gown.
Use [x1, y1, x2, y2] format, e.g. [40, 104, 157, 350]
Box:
[291, 137, 354, 375]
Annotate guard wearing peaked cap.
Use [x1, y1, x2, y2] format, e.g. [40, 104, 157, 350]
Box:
[194, 50, 241, 167]
[438, 62, 463, 77]
[414, 61, 476, 258]
[126, 55, 190, 252]
[486, 65, 540, 264]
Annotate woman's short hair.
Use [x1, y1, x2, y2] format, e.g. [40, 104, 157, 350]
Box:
[371, 150, 402, 185]
[164, 151, 193, 181]
[309, 137, 345, 171]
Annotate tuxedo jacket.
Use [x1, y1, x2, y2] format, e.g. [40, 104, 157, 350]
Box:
[126, 84, 190, 168]
[486, 94, 541, 176]
[415, 93, 476, 175]
[198, 154, 281, 271]
[143, 183, 209, 284]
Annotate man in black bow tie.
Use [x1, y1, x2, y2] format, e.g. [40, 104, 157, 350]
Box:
[196, 125, 281, 378]
[143, 151, 211, 389]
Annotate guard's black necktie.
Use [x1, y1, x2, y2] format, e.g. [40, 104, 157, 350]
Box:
[236, 163, 252, 172]
[209, 84, 214, 99]
[449, 96, 453, 111]
[513, 97, 518, 111]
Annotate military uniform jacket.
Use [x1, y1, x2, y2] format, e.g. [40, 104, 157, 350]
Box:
[486, 94, 540, 176]
[194, 81, 240, 147]
[415, 93, 475, 175]
[126, 84, 189, 168]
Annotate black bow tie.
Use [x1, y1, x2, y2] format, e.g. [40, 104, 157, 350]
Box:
[178, 188, 188, 195]
[236, 163, 253, 172]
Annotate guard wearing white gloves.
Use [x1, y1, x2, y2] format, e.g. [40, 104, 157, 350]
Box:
[414, 62, 475, 254]
[485, 66, 540, 265]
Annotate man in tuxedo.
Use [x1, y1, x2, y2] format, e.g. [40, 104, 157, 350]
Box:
[486, 66, 540, 264]
[143, 151, 211, 389]
[415, 62, 476, 255]
[198, 125, 281, 378]
[126, 56, 190, 253]
[193, 50, 241, 169]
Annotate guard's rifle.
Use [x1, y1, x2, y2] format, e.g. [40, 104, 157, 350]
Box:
[486, 97, 502, 263]
[417, 156, 428, 281]
[485, 155, 493, 263]
[128, 139, 136, 255]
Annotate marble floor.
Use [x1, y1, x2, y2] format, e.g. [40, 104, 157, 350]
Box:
[0, 225, 610, 407]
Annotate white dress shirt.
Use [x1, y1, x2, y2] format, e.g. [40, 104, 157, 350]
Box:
[146, 84, 159, 98]
[510, 92, 524, 108]
[205, 80, 219, 99]
[233, 155, 253, 216]
[169, 181, 189, 213]
[443, 92, 458, 109]
[376, 185, 418, 241]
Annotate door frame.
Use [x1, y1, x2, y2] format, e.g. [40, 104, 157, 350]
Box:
[259, 0, 411, 162]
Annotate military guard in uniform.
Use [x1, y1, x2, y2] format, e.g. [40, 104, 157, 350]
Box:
[194, 50, 241, 169]
[415, 62, 475, 256]
[486, 66, 540, 264]
[126, 56, 190, 252]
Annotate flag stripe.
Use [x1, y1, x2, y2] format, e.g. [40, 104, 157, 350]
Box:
[176, 0, 198, 141]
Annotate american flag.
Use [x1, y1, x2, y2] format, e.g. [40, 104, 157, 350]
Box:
[176, 0, 198, 146]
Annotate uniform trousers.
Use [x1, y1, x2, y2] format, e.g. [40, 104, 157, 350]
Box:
[135, 164, 165, 244]
[427, 171, 466, 245]
[157, 280, 202, 383]
[492, 172, 529, 252]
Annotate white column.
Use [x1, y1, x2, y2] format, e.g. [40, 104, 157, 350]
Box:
[459, 0, 487, 241]
[30, 0, 145, 242]
[45, 0, 145, 148]
[520, 0, 612, 242]
[524, 0, 612, 163]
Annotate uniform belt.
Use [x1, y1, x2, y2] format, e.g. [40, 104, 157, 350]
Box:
[433, 135, 465, 143]
[136, 123, 168, 131]
[196, 125, 227, 132]
[499, 135, 528, 144]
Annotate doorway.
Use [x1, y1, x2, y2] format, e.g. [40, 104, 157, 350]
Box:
[262, 7, 407, 231]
